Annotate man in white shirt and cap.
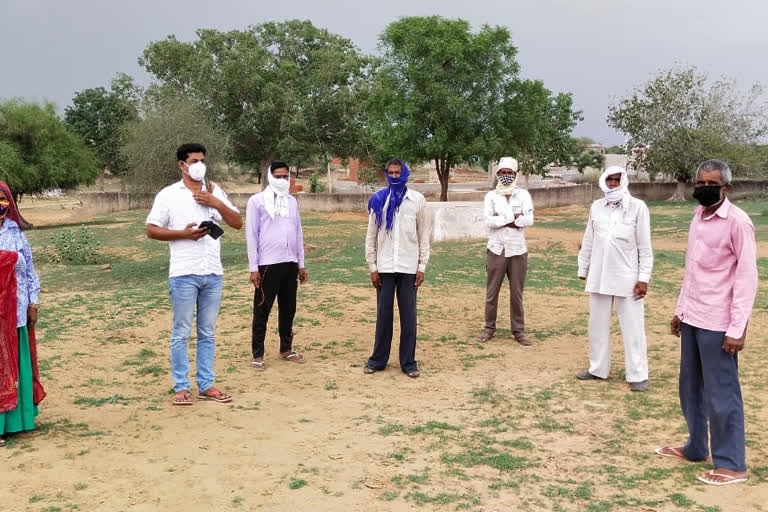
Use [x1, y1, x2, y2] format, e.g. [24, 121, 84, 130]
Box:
[476, 157, 534, 346]
[576, 166, 653, 392]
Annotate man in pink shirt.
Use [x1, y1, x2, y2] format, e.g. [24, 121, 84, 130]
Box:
[656, 159, 758, 486]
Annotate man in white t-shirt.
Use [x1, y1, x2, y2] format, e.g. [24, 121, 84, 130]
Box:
[476, 157, 534, 346]
[146, 143, 243, 406]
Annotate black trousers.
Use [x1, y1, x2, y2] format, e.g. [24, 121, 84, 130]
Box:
[367, 272, 418, 372]
[251, 262, 298, 359]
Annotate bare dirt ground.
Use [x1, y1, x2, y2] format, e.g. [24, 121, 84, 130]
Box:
[3, 202, 767, 512]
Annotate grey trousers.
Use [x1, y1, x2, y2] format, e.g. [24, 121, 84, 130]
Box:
[484, 250, 527, 334]
[680, 322, 746, 471]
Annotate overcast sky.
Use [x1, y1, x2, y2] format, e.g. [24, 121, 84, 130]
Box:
[2, 0, 767, 144]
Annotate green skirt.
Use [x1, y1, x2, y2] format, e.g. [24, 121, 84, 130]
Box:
[0, 326, 39, 435]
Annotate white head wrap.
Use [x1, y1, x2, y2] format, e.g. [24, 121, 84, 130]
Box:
[599, 166, 629, 205]
[495, 157, 519, 195]
[264, 165, 291, 219]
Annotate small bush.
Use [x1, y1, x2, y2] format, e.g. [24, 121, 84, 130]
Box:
[308, 172, 326, 193]
[43, 225, 101, 265]
[358, 166, 382, 191]
[583, 169, 601, 184]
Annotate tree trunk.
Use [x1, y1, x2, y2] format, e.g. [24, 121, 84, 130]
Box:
[327, 158, 333, 194]
[667, 180, 687, 202]
[259, 157, 273, 190]
[435, 157, 450, 202]
[518, 173, 529, 189]
[487, 161, 495, 188]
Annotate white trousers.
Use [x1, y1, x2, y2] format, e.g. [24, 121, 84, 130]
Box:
[587, 293, 648, 382]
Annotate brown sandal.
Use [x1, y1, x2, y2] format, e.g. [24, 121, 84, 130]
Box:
[172, 390, 193, 406]
[475, 331, 493, 343]
[282, 352, 306, 364]
[198, 387, 232, 403]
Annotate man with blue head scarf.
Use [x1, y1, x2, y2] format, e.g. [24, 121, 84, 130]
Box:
[364, 159, 431, 378]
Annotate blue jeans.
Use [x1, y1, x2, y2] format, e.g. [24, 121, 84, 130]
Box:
[169, 274, 223, 392]
[679, 322, 746, 471]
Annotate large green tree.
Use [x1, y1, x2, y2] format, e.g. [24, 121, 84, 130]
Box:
[492, 79, 581, 177]
[119, 93, 232, 193]
[64, 73, 141, 174]
[0, 100, 100, 203]
[608, 66, 768, 200]
[366, 17, 519, 201]
[139, 20, 369, 184]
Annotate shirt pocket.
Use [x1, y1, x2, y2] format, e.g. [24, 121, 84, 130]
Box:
[399, 213, 418, 242]
[692, 240, 731, 270]
[614, 217, 636, 243]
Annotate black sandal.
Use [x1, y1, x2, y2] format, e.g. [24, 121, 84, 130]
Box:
[405, 369, 420, 379]
[364, 365, 377, 374]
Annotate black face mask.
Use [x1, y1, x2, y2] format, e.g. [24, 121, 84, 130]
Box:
[692, 185, 723, 207]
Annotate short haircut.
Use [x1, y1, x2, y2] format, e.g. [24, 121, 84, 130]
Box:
[176, 143, 207, 162]
[385, 159, 403, 169]
[696, 159, 732, 184]
[270, 161, 289, 174]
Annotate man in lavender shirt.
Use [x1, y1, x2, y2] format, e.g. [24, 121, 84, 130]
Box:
[246, 162, 307, 372]
[657, 159, 758, 486]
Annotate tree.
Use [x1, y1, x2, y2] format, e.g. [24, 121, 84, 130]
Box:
[605, 144, 625, 154]
[0, 100, 100, 205]
[573, 149, 605, 173]
[139, 21, 369, 185]
[119, 93, 232, 193]
[64, 73, 141, 174]
[365, 17, 519, 201]
[608, 66, 768, 200]
[492, 79, 581, 177]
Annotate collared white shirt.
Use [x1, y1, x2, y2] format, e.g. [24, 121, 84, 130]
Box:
[365, 189, 431, 274]
[146, 180, 239, 278]
[484, 189, 534, 256]
[578, 195, 653, 297]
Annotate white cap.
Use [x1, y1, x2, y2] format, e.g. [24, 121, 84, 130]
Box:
[497, 157, 518, 172]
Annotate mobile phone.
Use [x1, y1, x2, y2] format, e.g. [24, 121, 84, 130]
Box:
[198, 220, 224, 240]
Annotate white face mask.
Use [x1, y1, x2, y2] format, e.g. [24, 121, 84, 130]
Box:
[271, 176, 290, 195]
[268, 170, 291, 195]
[186, 162, 206, 182]
[604, 186, 624, 202]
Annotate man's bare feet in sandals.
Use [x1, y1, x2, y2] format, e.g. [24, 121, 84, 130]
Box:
[697, 468, 748, 486]
[654, 446, 706, 462]
[281, 351, 306, 364]
[198, 387, 232, 403]
[252, 358, 266, 372]
[172, 390, 193, 406]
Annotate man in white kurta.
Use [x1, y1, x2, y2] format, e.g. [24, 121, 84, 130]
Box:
[577, 166, 653, 391]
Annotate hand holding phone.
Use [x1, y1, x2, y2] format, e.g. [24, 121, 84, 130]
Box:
[198, 220, 224, 239]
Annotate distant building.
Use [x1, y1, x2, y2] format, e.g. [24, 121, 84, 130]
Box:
[586, 143, 605, 154]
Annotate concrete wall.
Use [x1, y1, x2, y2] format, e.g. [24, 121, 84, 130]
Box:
[429, 202, 489, 242]
[77, 180, 767, 218]
[430, 179, 768, 241]
[78, 191, 375, 215]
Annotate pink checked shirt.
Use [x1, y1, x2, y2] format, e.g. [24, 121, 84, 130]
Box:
[675, 198, 758, 338]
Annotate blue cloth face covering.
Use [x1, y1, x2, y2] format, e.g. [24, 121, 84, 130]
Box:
[367, 160, 410, 231]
